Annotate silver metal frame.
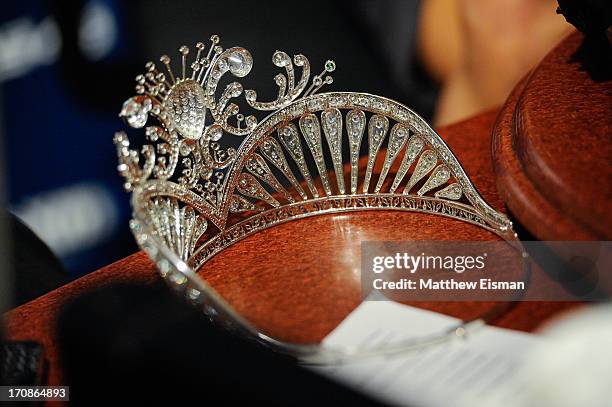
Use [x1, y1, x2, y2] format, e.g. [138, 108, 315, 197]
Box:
[114, 36, 526, 364]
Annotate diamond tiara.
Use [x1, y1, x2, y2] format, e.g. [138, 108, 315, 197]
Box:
[114, 35, 523, 363]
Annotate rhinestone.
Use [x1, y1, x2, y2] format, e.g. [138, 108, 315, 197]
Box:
[227, 47, 253, 77]
[169, 272, 187, 285]
[120, 96, 152, 128]
[158, 259, 171, 277]
[187, 288, 201, 301]
[273, 51, 289, 67]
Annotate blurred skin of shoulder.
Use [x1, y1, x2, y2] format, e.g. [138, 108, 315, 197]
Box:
[418, 0, 574, 126]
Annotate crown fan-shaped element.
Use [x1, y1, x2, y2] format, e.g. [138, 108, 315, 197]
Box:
[146, 196, 208, 261]
[186, 91, 514, 270]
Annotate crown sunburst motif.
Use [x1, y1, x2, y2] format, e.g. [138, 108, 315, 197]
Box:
[114, 34, 518, 361]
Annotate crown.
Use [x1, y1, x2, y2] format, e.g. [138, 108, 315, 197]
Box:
[114, 35, 520, 362]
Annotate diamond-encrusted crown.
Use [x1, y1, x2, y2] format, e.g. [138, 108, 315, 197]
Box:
[113, 35, 517, 359]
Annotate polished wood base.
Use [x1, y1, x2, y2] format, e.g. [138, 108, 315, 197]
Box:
[493, 32, 611, 240]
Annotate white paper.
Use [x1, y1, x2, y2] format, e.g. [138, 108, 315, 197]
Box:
[312, 298, 540, 407]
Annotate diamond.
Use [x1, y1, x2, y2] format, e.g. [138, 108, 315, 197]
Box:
[187, 288, 201, 301]
[273, 51, 289, 67]
[325, 60, 336, 72]
[375, 123, 410, 193]
[435, 183, 463, 200]
[218, 58, 229, 71]
[229, 194, 257, 213]
[299, 114, 331, 195]
[227, 47, 253, 77]
[179, 143, 192, 156]
[345, 109, 366, 193]
[169, 272, 187, 285]
[208, 125, 223, 141]
[164, 79, 207, 140]
[237, 173, 279, 207]
[260, 138, 307, 200]
[278, 124, 318, 198]
[418, 165, 451, 196]
[363, 114, 389, 193]
[403, 150, 438, 194]
[322, 108, 345, 193]
[120, 96, 152, 128]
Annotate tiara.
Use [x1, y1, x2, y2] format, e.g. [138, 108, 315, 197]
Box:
[114, 35, 523, 363]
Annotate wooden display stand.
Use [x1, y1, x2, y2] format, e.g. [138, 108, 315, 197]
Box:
[493, 32, 611, 240]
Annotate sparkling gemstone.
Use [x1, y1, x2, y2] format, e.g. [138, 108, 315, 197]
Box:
[227, 47, 253, 77]
[169, 272, 187, 285]
[164, 79, 206, 139]
[218, 58, 229, 70]
[245, 116, 257, 128]
[187, 288, 200, 301]
[179, 143, 192, 156]
[158, 259, 171, 276]
[120, 96, 152, 128]
[244, 89, 257, 102]
[273, 51, 289, 67]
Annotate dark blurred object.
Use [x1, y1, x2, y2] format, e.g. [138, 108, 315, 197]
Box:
[57, 283, 386, 406]
[557, 0, 611, 82]
[1, 1, 138, 277]
[49, 0, 143, 112]
[0, 341, 46, 386]
[342, 0, 437, 120]
[4, 210, 68, 306]
[556, 0, 612, 43]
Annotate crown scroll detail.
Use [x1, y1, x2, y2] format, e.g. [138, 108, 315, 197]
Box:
[115, 35, 336, 204]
